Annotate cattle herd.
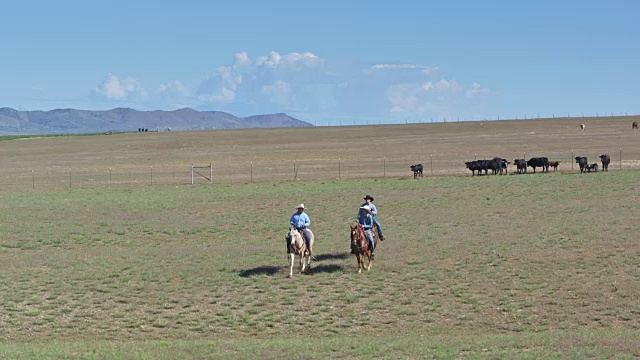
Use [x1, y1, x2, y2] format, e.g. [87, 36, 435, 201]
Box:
[451, 154, 612, 176]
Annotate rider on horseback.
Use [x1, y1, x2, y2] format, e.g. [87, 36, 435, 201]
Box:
[357, 205, 376, 258]
[290, 204, 312, 256]
[361, 195, 386, 241]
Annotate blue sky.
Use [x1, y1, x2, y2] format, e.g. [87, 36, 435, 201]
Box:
[1, 0, 639, 125]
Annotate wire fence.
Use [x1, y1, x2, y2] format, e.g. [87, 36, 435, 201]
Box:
[1, 149, 638, 192]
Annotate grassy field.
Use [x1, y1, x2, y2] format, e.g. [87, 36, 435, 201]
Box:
[0, 118, 639, 358]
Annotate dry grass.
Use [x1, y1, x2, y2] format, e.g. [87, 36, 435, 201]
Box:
[1, 116, 639, 190]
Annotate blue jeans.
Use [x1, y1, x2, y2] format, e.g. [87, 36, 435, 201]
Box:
[372, 216, 384, 238]
[364, 228, 374, 252]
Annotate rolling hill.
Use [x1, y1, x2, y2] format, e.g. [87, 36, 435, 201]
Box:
[0, 107, 313, 135]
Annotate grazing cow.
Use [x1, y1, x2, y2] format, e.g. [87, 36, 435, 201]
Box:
[526, 157, 549, 173]
[633, 122, 638, 130]
[513, 159, 527, 174]
[587, 163, 599, 172]
[599, 154, 610, 172]
[575, 156, 588, 173]
[548, 161, 560, 172]
[580, 123, 586, 131]
[410, 164, 423, 178]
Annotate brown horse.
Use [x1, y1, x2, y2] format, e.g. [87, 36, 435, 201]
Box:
[350, 223, 379, 273]
[633, 121, 639, 130]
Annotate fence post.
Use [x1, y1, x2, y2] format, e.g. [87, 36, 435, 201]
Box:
[430, 155, 433, 176]
[210, 163, 213, 184]
[69, 169, 71, 189]
[571, 150, 574, 171]
[109, 167, 112, 188]
[338, 158, 341, 179]
[293, 160, 296, 180]
[251, 162, 253, 182]
[474, 153, 477, 161]
[32, 170, 34, 190]
[383, 157, 386, 177]
[620, 148, 622, 170]
[191, 164, 194, 185]
[150, 166, 153, 186]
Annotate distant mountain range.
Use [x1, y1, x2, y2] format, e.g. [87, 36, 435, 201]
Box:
[0, 107, 313, 135]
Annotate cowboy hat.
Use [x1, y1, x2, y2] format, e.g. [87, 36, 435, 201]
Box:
[363, 195, 374, 201]
[296, 204, 305, 209]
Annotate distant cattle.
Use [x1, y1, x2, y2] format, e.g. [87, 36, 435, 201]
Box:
[587, 163, 599, 172]
[499, 159, 510, 175]
[575, 156, 588, 173]
[465, 161, 481, 176]
[465, 158, 503, 176]
[548, 161, 560, 172]
[513, 159, 527, 174]
[526, 157, 549, 173]
[633, 122, 638, 130]
[580, 123, 586, 131]
[410, 164, 423, 178]
[599, 154, 610, 172]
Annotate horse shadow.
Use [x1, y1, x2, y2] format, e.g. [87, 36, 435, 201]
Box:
[238, 265, 282, 277]
[306, 264, 344, 275]
[313, 252, 351, 261]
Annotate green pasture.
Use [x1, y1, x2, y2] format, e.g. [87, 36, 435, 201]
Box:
[0, 171, 639, 358]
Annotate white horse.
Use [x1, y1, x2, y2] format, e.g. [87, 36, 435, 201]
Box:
[286, 227, 314, 277]
[580, 123, 586, 131]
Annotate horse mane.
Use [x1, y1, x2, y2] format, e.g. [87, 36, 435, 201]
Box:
[288, 228, 307, 255]
[351, 223, 368, 252]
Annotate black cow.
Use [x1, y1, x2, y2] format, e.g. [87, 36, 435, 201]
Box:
[465, 161, 481, 176]
[575, 156, 588, 173]
[465, 158, 502, 176]
[410, 164, 423, 178]
[526, 157, 549, 173]
[599, 154, 610, 172]
[499, 158, 510, 175]
[587, 163, 599, 172]
[513, 159, 527, 174]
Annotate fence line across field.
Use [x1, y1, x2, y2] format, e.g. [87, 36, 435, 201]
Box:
[2, 150, 638, 191]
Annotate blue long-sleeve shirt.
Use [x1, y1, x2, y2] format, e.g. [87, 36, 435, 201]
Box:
[290, 212, 310, 229]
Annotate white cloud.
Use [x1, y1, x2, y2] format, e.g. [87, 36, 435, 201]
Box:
[465, 82, 489, 98]
[234, 51, 251, 66]
[255, 51, 323, 70]
[93, 74, 144, 99]
[156, 80, 187, 96]
[281, 52, 324, 69]
[368, 64, 438, 73]
[433, 79, 462, 92]
[262, 80, 293, 105]
[198, 87, 235, 103]
[87, 51, 489, 121]
[255, 50, 282, 68]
